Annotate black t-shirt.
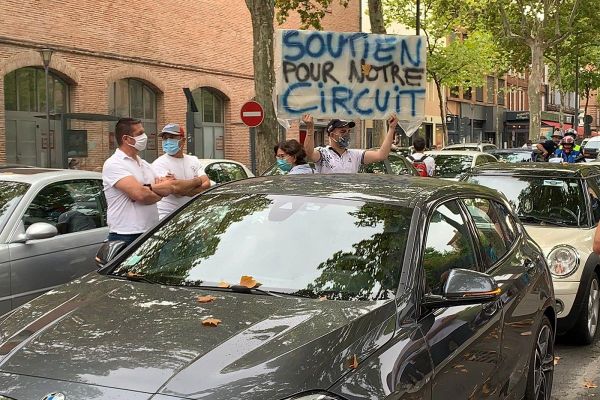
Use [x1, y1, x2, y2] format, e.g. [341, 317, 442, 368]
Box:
[540, 140, 558, 154]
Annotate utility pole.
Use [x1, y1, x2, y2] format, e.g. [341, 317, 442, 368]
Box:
[416, 0, 421, 35]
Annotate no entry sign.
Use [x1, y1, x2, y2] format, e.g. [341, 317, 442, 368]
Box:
[240, 101, 264, 127]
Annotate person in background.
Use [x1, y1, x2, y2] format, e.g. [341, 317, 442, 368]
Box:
[407, 136, 435, 177]
[553, 135, 583, 163]
[302, 113, 398, 173]
[521, 139, 533, 150]
[274, 139, 314, 174]
[152, 123, 211, 220]
[536, 130, 563, 161]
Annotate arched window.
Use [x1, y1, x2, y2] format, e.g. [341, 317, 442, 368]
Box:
[190, 88, 225, 159]
[4, 67, 69, 113]
[109, 78, 158, 161]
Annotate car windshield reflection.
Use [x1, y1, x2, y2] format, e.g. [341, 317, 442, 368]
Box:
[109, 194, 413, 301]
[430, 155, 473, 178]
[0, 181, 30, 232]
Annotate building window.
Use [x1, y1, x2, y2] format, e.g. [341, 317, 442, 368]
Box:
[476, 87, 484, 102]
[190, 87, 225, 159]
[497, 79, 506, 105]
[487, 76, 495, 103]
[463, 87, 472, 101]
[109, 78, 158, 161]
[4, 67, 68, 113]
[450, 86, 460, 98]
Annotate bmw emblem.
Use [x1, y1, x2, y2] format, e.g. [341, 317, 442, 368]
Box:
[40, 393, 65, 400]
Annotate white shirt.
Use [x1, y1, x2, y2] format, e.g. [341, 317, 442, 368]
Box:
[409, 152, 436, 176]
[152, 154, 206, 219]
[316, 146, 365, 174]
[288, 164, 315, 174]
[102, 149, 158, 234]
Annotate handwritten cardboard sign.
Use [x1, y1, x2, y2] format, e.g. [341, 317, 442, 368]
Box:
[275, 30, 427, 125]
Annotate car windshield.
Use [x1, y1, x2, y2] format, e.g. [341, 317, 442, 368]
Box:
[109, 193, 413, 301]
[584, 141, 600, 150]
[0, 181, 30, 232]
[429, 155, 473, 178]
[492, 152, 532, 163]
[466, 175, 587, 227]
[444, 146, 477, 151]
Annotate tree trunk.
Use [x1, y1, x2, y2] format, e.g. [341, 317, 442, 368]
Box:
[368, 0, 387, 146]
[555, 45, 565, 131]
[434, 79, 447, 147]
[245, 0, 279, 174]
[528, 42, 544, 140]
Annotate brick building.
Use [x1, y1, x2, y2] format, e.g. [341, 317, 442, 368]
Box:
[0, 0, 361, 171]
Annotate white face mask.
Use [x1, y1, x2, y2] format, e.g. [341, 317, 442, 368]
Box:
[127, 133, 148, 151]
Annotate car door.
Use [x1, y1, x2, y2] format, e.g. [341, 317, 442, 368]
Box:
[417, 199, 503, 399]
[8, 178, 108, 308]
[463, 197, 551, 397]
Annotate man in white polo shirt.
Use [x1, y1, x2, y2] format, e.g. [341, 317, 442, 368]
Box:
[302, 113, 398, 173]
[102, 118, 206, 245]
[152, 123, 210, 220]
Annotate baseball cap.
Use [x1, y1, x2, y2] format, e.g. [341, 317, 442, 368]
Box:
[326, 119, 356, 134]
[161, 123, 185, 136]
[551, 130, 563, 138]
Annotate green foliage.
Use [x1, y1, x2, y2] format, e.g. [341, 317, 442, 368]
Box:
[275, 0, 350, 30]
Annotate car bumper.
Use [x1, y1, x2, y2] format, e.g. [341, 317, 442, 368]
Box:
[554, 280, 580, 319]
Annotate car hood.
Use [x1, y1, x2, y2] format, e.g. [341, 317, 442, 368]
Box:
[524, 224, 593, 256]
[0, 274, 395, 400]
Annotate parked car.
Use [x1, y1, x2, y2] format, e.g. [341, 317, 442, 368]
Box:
[425, 150, 498, 180]
[261, 152, 419, 176]
[582, 136, 600, 160]
[488, 148, 534, 163]
[0, 168, 108, 314]
[198, 158, 254, 184]
[0, 174, 555, 400]
[464, 163, 600, 344]
[442, 142, 498, 152]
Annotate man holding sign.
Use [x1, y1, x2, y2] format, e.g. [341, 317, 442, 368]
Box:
[302, 113, 398, 174]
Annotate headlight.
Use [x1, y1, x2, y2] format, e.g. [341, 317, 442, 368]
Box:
[286, 392, 346, 400]
[547, 245, 580, 277]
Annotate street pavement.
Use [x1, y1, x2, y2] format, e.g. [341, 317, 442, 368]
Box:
[553, 338, 600, 399]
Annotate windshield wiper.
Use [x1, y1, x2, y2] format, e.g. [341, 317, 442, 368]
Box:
[112, 271, 160, 285]
[196, 284, 312, 298]
[519, 215, 575, 227]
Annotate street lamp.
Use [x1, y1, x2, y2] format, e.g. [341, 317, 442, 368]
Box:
[39, 49, 53, 168]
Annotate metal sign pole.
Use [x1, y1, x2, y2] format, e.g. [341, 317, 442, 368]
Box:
[250, 127, 257, 175]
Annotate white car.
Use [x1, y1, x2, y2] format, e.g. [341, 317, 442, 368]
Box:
[425, 150, 498, 180]
[442, 143, 498, 152]
[197, 159, 254, 185]
[464, 162, 600, 344]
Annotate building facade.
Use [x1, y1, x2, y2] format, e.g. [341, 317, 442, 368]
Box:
[0, 0, 361, 171]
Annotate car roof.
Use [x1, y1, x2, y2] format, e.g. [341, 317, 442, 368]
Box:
[488, 148, 531, 153]
[468, 162, 600, 178]
[211, 174, 505, 208]
[425, 150, 487, 156]
[0, 168, 102, 184]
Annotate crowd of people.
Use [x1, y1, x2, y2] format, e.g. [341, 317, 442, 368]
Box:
[534, 127, 584, 163]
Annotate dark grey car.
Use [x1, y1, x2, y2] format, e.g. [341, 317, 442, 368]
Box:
[0, 175, 555, 400]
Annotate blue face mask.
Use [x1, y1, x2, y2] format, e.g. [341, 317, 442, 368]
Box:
[277, 158, 292, 172]
[162, 138, 181, 155]
[337, 136, 350, 148]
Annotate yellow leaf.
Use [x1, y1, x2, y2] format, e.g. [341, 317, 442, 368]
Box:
[348, 354, 358, 369]
[197, 295, 216, 303]
[361, 63, 372, 76]
[218, 281, 230, 288]
[202, 318, 221, 327]
[239, 275, 261, 289]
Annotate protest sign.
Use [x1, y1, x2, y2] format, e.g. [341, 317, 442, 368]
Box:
[275, 30, 427, 133]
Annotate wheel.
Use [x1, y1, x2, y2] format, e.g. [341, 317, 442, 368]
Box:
[568, 273, 600, 345]
[525, 315, 554, 400]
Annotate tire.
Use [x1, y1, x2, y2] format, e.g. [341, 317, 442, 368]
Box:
[525, 315, 554, 400]
[569, 273, 600, 345]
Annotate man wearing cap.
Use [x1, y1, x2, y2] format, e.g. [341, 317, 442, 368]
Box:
[103, 118, 207, 245]
[152, 123, 211, 220]
[536, 130, 563, 161]
[302, 113, 398, 173]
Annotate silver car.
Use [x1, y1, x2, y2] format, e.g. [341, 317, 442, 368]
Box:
[0, 168, 108, 314]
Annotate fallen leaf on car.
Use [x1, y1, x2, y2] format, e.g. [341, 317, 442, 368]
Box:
[197, 295, 216, 303]
[361, 63, 372, 76]
[348, 354, 358, 369]
[239, 275, 261, 289]
[584, 380, 598, 389]
[202, 318, 221, 327]
[218, 281, 230, 288]
[318, 296, 328, 301]
[520, 331, 532, 336]
[554, 356, 561, 365]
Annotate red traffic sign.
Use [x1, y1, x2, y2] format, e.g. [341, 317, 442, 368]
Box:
[240, 101, 264, 127]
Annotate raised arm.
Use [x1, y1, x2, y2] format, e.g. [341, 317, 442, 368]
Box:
[302, 114, 321, 163]
[363, 115, 398, 164]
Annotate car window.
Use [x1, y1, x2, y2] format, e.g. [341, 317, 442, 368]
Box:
[430, 155, 473, 178]
[359, 160, 387, 174]
[588, 178, 600, 224]
[493, 152, 532, 163]
[112, 194, 413, 301]
[492, 201, 519, 242]
[585, 140, 600, 150]
[464, 198, 510, 269]
[388, 154, 415, 176]
[423, 201, 477, 295]
[475, 155, 496, 166]
[0, 181, 30, 233]
[23, 179, 106, 234]
[206, 163, 247, 183]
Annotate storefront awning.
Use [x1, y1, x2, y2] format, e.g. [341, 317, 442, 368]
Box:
[541, 120, 572, 130]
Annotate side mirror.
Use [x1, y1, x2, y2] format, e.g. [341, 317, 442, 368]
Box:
[423, 268, 501, 309]
[95, 240, 127, 269]
[25, 222, 58, 241]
